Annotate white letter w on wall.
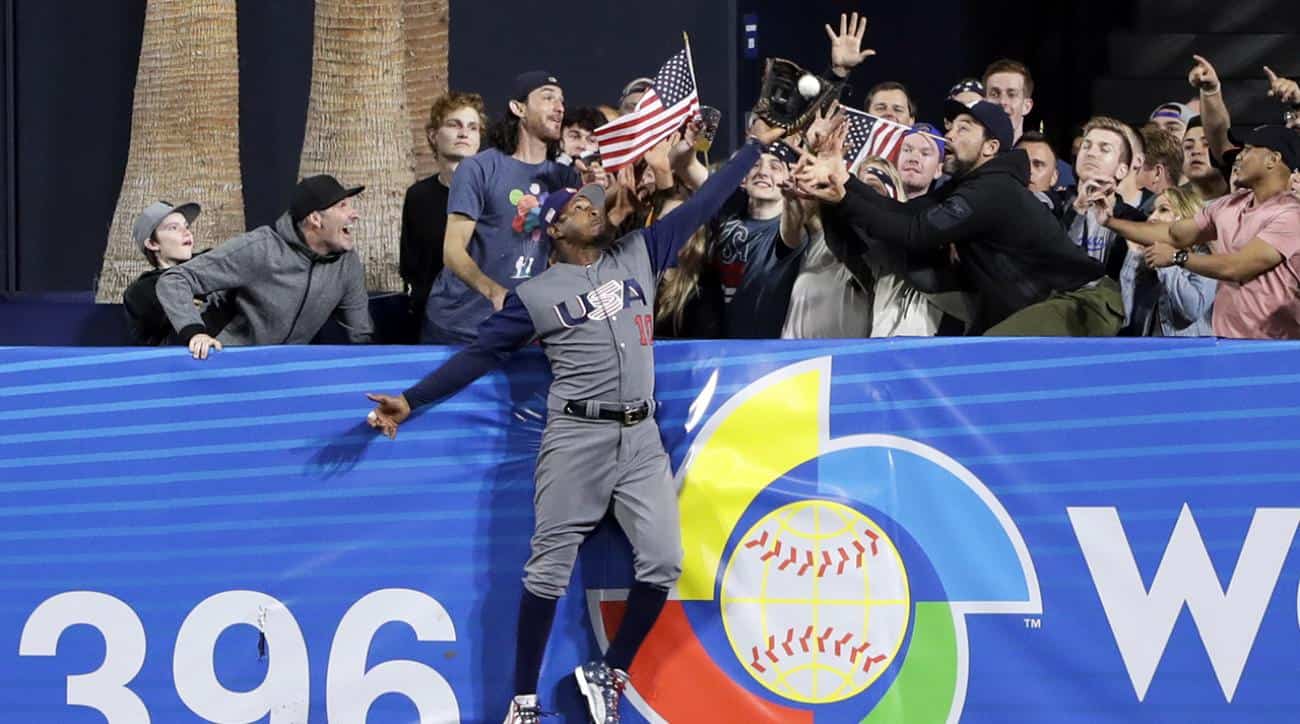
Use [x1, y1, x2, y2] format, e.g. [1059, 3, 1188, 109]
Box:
[1068, 505, 1299, 702]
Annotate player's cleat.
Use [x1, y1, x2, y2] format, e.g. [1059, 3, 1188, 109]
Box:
[503, 694, 543, 724]
[574, 660, 629, 723]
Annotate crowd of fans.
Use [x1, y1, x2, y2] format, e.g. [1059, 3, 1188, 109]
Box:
[122, 15, 1300, 356]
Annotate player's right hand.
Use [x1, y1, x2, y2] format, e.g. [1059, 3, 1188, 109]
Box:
[365, 393, 411, 440]
[188, 333, 222, 360]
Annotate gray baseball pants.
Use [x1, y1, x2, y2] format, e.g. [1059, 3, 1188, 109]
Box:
[522, 414, 683, 599]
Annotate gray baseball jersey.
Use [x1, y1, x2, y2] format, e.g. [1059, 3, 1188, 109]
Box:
[513, 233, 657, 412]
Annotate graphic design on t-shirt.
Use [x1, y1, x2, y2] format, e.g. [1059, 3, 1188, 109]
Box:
[509, 184, 547, 239]
[716, 217, 754, 302]
[509, 183, 547, 279]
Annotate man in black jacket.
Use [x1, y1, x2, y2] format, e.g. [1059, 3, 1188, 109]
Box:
[794, 99, 1123, 336]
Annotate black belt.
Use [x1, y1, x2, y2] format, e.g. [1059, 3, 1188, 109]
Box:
[563, 399, 654, 426]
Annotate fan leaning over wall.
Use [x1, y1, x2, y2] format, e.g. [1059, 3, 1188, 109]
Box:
[299, 0, 449, 293]
[97, 0, 449, 304]
[98, 0, 245, 304]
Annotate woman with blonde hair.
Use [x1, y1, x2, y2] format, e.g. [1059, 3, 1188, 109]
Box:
[1121, 184, 1215, 336]
[655, 226, 724, 338]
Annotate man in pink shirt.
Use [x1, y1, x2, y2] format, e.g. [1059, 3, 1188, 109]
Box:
[1097, 125, 1300, 339]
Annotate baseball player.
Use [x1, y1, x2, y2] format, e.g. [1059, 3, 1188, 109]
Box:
[365, 119, 785, 724]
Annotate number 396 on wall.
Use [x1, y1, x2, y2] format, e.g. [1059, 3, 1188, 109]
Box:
[18, 588, 460, 723]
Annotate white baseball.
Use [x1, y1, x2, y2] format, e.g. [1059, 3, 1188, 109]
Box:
[367, 410, 378, 423]
[797, 74, 821, 99]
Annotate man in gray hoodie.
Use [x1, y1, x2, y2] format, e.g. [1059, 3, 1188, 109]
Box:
[157, 175, 375, 358]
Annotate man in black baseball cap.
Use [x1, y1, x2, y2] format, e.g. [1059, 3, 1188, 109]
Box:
[943, 99, 1014, 168]
[155, 174, 373, 358]
[1228, 124, 1300, 173]
[792, 99, 1122, 336]
[291, 174, 365, 225]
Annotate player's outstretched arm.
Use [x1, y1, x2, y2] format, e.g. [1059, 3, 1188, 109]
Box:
[641, 120, 784, 274]
[364, 293, 535, 439]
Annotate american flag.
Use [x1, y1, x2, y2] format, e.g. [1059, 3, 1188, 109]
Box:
[594, 46, 701, 172]
[842, 107, 910, 172]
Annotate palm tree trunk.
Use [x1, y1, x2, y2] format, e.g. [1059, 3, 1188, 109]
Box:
[302, 0, 447, 292]
[403, 0, 451, 181]
[99, 0, 244, 303]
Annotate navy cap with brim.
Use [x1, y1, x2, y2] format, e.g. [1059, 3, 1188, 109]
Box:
[1228, 124, 1300, 171]
[944, 98, 1014, 154]
[514, 70, 561, 101]
[541, 184, 606, 237]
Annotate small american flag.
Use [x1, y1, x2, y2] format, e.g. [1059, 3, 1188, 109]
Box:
[842, 107, 909, 172]
[594, 46, 701, 172]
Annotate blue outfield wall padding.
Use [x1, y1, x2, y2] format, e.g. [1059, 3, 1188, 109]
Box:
[2, 339, 1300, 723]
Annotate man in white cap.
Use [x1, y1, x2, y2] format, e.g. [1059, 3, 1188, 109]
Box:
[1149, 101, 1195, 139]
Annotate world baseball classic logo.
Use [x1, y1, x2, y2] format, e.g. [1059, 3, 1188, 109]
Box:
[726, 501, 909, 702]
[588, 357, 1043, 723]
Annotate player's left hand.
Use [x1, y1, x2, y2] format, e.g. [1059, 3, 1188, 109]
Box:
[747, 117, 787, 146]
[365, 393, 411, 440]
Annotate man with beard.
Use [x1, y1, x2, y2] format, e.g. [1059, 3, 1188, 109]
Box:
[792, 100, 1121, 336]
[423, 71, 581, 343]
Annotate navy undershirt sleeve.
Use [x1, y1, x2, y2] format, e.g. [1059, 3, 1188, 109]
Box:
[642, 140, 764, 275]
[402, 293, 535, 410]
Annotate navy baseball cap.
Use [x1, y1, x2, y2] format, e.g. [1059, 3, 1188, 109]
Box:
[540, 184, 606, 236]
[944, 98, 1014, 153]
[906, 122, 947, 159]
[948, 78, 985, 99]
[1228, 124, 1300, 171]
[513, 70, 561, 101]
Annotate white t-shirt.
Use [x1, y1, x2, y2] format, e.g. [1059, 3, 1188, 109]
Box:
[781, 231, 873, 339]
